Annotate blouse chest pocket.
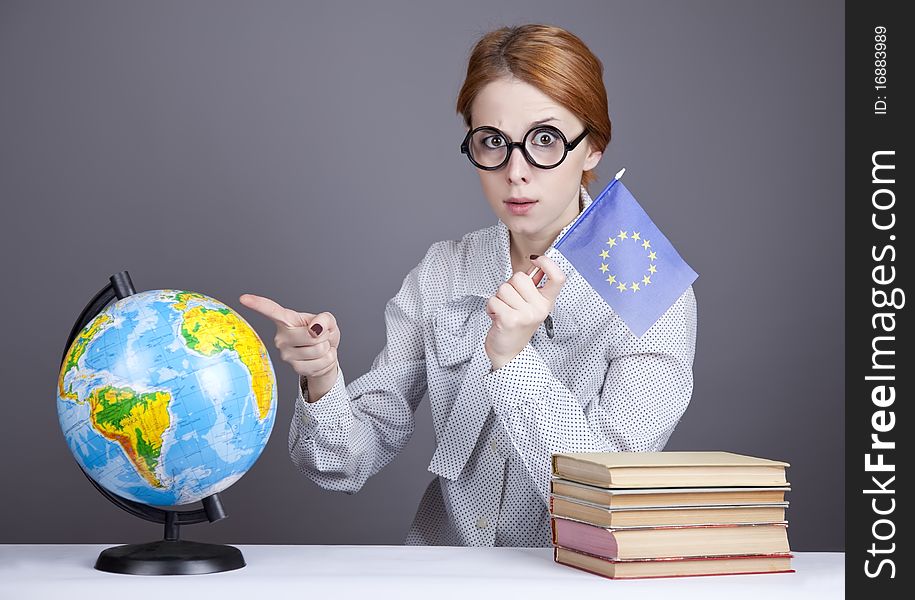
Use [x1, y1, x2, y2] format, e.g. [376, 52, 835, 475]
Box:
[432, 296, 487, 369]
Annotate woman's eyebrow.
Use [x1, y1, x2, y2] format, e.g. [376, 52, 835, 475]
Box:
[526, 116, 558, 128]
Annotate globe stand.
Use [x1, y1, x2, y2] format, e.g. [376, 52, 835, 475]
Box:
[62, 270, 246, 575]
[94, 496, 245, 575]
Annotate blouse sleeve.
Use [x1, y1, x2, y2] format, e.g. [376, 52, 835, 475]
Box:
[287, 249, 433, 494]
[485, 285, 698, 504]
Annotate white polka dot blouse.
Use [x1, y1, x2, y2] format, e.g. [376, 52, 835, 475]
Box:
[288, 185, 698, 547]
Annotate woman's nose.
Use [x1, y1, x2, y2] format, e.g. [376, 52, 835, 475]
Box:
[506, 146, 531, 184]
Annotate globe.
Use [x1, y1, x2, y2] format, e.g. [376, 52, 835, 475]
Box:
[57, 288, 277, 507]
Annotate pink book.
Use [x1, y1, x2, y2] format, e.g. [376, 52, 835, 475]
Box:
[550, 516, 791, 560]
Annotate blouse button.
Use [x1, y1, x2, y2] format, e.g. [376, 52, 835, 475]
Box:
[476, 516, 489, 529]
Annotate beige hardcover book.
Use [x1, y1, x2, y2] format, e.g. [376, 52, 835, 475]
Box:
[551, 451, 789, 488]
[554, 547, 795, 579]
[550, 494, 788, 527]
[550, 478, 790, 506]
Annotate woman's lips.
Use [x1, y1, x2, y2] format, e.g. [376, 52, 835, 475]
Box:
[505, 198, 537, 215]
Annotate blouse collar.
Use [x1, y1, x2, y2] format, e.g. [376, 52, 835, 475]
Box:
[453, 184, 595, 302]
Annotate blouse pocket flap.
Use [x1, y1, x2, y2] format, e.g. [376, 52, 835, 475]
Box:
[546, 304, 580, 342]
[432, 296, 485, 368]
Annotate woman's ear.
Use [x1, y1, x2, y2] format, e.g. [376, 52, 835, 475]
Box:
[583, 147, 602, 172]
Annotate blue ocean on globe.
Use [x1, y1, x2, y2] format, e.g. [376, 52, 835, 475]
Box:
[57, 289, 277, 507]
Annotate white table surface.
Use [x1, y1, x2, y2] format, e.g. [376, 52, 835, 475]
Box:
[0, 545, 843, 599]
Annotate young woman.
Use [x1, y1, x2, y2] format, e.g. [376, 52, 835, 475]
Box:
[240, 24, 697, 546]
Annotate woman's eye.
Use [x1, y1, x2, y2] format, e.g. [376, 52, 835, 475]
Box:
[484, 136, 505, 148]
[532, 130, 557, 146]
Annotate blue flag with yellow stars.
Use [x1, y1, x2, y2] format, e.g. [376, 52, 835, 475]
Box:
[555, 175, 697, 337]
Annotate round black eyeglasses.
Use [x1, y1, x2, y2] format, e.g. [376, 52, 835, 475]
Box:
[460, 125, 589, 171]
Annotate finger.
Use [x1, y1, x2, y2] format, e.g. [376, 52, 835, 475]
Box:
[496, 280, 527, 310]
[486, 295, 511, 322]
[306, 311, 338, 340]
[288, 349, 337, 378]
[278, 326, 326, 349]
[239, 294, 313, 329]
[531, 256, 567, 303]
[509, 271, 542, 305]
[284, 340, 332, 362]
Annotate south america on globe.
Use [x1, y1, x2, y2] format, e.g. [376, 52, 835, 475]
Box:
[57, 289, 277, 507]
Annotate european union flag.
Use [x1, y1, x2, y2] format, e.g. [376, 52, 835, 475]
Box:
[555, 173, 697, 337]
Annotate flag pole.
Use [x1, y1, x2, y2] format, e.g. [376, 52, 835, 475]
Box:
[527, 167, 626, 282]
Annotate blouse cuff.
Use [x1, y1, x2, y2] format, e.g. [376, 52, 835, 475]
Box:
[483, 343, 552, 411]
[295, 367, 349, 433]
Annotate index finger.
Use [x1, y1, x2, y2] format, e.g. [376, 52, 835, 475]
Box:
[238, 293, 310, 329]
[530, 256, 566, 303]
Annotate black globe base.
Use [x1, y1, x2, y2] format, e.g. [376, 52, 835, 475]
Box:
[95, 539, 246, 575]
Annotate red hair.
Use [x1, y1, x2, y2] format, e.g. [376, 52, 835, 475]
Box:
[456, 24, 612, 191]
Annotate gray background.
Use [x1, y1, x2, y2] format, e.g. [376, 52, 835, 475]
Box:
[0, 1, 844, 549]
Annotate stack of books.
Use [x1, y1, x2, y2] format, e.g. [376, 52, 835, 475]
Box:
[549, 451, 795, 580]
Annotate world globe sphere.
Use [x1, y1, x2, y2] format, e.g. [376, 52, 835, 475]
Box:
[57, 289, 277, 507]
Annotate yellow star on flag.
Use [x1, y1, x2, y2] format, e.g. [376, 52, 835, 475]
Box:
[648, 251, 658, 261]
[606, 274, 616, 284]
[599, 249, 610, 259]
[606, 237, 617, 248]
[618, 230, 628, 240]
[599, 263, 609, 273]
[631, 231, 641, 241]
[649, 264, 658, 274]
[631, 282, 640, 292]
[642, 239, 651, 249]
[642, 275, 652, 285]
[617, 282, 628, 292]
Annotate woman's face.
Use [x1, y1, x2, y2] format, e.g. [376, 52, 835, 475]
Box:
[469, 77, 602, 239]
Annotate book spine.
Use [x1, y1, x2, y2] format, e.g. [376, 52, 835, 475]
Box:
[550, 515, 559, 546]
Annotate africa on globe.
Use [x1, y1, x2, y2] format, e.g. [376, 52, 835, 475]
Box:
[57, 289, 277, 507]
